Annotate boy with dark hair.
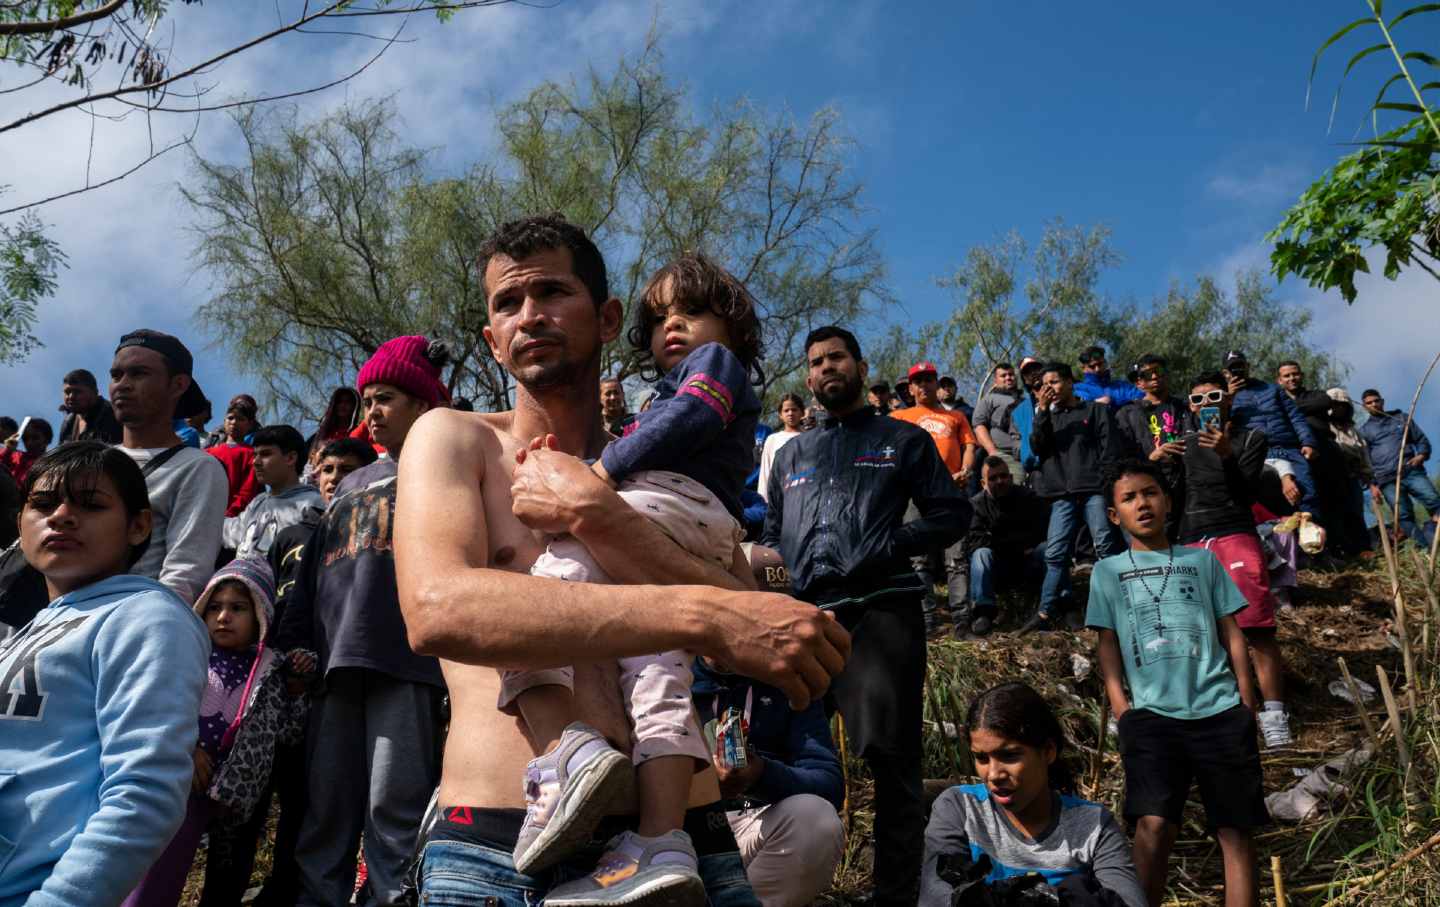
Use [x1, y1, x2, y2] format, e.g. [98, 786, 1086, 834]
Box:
[223, 424, 323, 560]
[207, 395, 262, 517]
[1116, 354, 1188, 537]
[1086, 460, 1265, 907]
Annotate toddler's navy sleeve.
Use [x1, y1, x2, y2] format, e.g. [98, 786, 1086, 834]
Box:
[600, 342, 751, 483]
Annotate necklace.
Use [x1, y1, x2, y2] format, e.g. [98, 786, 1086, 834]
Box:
[1127, 547, 1174, 603]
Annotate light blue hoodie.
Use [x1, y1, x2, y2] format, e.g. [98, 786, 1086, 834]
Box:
[0, 574, 209, 907]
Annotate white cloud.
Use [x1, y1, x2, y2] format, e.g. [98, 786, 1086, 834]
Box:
[1206, 162, 1310, 205]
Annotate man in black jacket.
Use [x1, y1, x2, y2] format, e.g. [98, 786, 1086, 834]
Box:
[56, 368, 123, 444]
[962, 456, 1049, 636]
[763, 325, 969, 907]
[1277, 361, 1356, 554]
[1022, 362, 1123, 633]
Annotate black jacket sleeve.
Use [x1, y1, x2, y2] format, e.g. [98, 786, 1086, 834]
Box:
[273, 521, 323, 652]
[760, 444, 789, 551]
[889, 432, 971, 560]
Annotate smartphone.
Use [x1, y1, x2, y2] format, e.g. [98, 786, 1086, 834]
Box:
[11, 416, 31, 444]
[1199, 406, 1221, 432]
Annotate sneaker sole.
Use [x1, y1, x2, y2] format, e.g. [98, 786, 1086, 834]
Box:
[516, 748, 636, 875]
[544, 869, 706, 907]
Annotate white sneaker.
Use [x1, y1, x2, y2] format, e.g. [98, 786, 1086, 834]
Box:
[1258, 708, 1294, 748]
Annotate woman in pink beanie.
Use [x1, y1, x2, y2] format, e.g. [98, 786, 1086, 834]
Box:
[355, 335, 452, 458]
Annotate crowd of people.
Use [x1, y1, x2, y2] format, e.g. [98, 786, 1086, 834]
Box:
[0, 212, 1436, 907]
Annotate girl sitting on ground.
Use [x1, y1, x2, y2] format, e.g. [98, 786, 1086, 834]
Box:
[921, 682, 1146, 907]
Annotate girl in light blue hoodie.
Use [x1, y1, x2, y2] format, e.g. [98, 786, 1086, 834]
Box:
[0, 442, 209, 907]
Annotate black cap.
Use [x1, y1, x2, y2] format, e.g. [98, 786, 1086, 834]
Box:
[1223, 349, 1248, 366]
[869, 381, 891, 394]
[1079, 345, 1106, 365]
[115, 329, 208, 419]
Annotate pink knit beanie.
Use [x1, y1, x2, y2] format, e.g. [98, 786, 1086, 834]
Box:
[355, 335, 449, 407]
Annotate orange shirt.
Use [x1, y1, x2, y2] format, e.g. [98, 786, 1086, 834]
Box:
[891, 405, 976, 474]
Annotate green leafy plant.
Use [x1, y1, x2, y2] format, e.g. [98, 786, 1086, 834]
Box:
[1270, 1, 1440, 302]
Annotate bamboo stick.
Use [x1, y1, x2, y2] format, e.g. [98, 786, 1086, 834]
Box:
[1314, 826, 1440, 907]
[1370, 496, 1419, 700]
[1090, 697, 1108, 799]
[1375, 666, 1411, 775]
[1271, 855, 1288, 907]
[1337, 657, 1382, 754]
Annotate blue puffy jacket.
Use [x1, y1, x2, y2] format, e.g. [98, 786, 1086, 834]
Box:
[692, 661, 844, 810]
[1230, 379, 1316, 451]
[1074, 372, 1144, 409]
[1359, 409, 1433, 485]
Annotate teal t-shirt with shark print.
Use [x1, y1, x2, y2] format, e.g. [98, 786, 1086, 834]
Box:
[1084, 545, 1246, 720]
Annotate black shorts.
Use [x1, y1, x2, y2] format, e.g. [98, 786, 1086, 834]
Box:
[1117, 704, 1269, 830]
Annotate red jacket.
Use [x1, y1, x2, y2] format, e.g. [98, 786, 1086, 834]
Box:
[207, 442, 261, 517]
[1, 448, 38, 487]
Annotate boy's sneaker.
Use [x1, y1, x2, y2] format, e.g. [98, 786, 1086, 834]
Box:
[544, 830, 705, 907]
[1258, 708, 1294, 749]
[1016, 611, 1055, 635]
[514, 722, 635, 875]
[969, 614, 994, 637]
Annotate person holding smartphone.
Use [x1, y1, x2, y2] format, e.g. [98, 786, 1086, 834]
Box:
[1177, 373, 1294, 748]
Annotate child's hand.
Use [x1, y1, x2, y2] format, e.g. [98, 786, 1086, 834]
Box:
[192, 748, 213, 793]
[288, 650, 317, 675]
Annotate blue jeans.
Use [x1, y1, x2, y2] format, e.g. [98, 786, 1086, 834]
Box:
[1041, 494, 1122, 614]
[1380, 468, 1440, 547]
[417, 838, 759, 907]
[1268, 447, 1320, 518]
[970, 546, 1045, 614]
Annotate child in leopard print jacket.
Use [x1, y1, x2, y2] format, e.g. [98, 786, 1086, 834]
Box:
[123, 558, 313, 907]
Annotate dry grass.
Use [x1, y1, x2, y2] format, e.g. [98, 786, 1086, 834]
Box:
[182, 553, 1440, 907]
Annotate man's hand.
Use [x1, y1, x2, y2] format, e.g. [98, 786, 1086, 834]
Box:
[1225, 373, 1246, 396]
[1095, 395, 1112, 405]
[287, 650, 317, 676]
[192, 748, 213, 793]
[707, 591, 851, 710]
[714, 747, 766, 800]
[1301, 445, 1316, 461]
[955, 469, 972, 485]
[1408, 454, 1426, 469]
[1148, 440, 1185, 462]
[1370, 484, 1384, 503]
[1282, 475, 1302, 507]
[1196, 426, 1232, 459]
[512, 441, 611, 536]
[1036, 385, 1057, 409]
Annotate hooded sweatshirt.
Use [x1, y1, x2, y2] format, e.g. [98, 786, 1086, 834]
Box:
[191, 560, 309, 822]
[222, 482, 324, 560]
[0, 575, 208, 907]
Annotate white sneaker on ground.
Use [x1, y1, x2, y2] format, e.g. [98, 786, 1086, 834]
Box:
[1258, 708, 1294, 748]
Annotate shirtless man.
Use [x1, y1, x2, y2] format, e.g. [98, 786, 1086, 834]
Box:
[394, 215, 850, 907]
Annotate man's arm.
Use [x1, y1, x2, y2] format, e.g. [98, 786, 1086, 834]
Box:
[160, 457, 228, 604]
[394, 410, 848, 708]
[760, 444, 790, 550]
[891, 433, 971, 559]
[1095, 628, 1130, 717]
[1218, 615, 1258, 712]
[1278, 386, 1317, 449]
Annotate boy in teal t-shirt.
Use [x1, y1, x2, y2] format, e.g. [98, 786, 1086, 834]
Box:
[1086, 460, 1266, 907]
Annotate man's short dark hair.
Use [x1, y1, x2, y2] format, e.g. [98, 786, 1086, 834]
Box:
[252, 425, 306, 463]
[27, 418, 54, 445]
[994, 362, 1015, 374]
[227, 394, 258, 419]
[1362, 388, 1382, 400]
[804, 325, 862, 362]
[1041, 361, 1074, 382]
[1136, 354, 1166, 370]
[320, 436, 379, 467]
[1104, 459, 1167, 506]
[0, 417, 16, 437]
[1191, 371, 1226, 392]
[939, 376, 957, 389]
[982, 455, 1010, 474]
[1079, 345, 1106, 365]
[477, 213, 608, 309]
[1277, 360, 1301, 373]
[320, 437, 379, 467]
[62, 368, 98, 390]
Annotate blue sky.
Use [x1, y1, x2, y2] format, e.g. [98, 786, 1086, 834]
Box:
[3, 0, 1438, 433]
